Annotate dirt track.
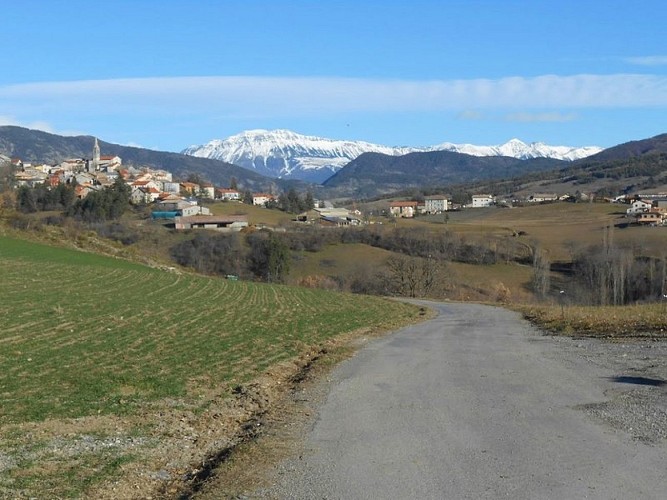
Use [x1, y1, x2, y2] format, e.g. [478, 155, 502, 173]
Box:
[218, 302, 667, 499]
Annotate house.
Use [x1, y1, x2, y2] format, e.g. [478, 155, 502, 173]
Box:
[199, 183, 215, 199]
[14, 170, 47, 187]
[180, 182, 200, 195]
[528, 193, 558, 203]
[151, 169, 173, 182]
[626, 199, 652, 215]
[471, 194, 495, 208]
[216, 188, 241, 201]
[75, 183, 98, 199]
[158, 181, 179, 194]
[389, 201, 418, 218]
[59, 158, 87, 171]
[131, 179, 160, 191]
[253, 193, 275, 206]
[651, 199, 667, 213]
[98, 155, 122, 171]
[173, 215, 248, 232]
[636, 211, 666, 226]
[424, 195, 449, 213]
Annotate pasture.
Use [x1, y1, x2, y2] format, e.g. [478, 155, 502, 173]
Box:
[0, 235, 419, 497]
[422, 202, 665, 261]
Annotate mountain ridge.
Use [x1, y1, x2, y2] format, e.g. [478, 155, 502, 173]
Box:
[182, 129, 603, 182]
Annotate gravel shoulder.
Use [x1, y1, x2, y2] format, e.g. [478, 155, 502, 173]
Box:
[210, 301, 667, 499]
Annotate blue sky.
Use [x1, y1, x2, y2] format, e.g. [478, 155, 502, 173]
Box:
[1, 0, 666, 151]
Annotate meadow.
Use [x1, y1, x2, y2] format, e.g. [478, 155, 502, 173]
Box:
[0, 235, 420, 497]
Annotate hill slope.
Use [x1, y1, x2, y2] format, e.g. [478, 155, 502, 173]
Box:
[322, 150, 564, 198]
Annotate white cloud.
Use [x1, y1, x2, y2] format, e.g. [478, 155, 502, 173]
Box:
[0, 115, 55, 132]
[457, 110, 486, 120]
[0, 74, 666, 122]
[624, 56, 667, 66]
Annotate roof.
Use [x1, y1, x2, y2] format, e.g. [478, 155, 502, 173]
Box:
[176, 215, 248, 224]
[390, 201, 418, 207]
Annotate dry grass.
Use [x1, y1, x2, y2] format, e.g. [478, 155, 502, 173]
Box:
[205, 201, 294, 227]
[410, 203, 667, 262]
[517, 302, 667, 338]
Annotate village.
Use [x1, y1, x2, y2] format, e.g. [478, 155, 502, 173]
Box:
[9, 138, 667, 230]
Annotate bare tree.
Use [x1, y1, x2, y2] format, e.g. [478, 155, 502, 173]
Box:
[531, 244, 551, 299]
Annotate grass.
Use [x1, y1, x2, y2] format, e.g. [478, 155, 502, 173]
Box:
[0, 234, 421, 497]
[517, 302, 667, 338]
[205, 200, 294, 227]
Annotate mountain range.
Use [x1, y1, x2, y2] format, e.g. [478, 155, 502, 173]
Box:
[182, 129, 603, 183]
[2, 125, 665, 201]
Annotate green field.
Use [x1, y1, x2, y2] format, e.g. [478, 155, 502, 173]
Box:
[0, 235, 419, 497]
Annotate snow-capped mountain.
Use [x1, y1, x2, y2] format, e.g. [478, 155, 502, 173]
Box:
[182, 129, 416, 183]
[433, 138, 602, 162]
[182, 130, 603, 183]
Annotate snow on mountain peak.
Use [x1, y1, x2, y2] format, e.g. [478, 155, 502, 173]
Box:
[182, 130, 603, 183]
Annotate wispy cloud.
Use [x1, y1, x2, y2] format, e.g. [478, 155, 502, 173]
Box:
[0, 115, 55, 132]
[457, 110, 486, 121]
[0, 74, 666, 122]
[505, 111, 578, 123]
[624, 56, 667, 66]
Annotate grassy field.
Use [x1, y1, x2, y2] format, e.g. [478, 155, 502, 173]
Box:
[0, 235, 420, 497]
[205, 200, 294, 227]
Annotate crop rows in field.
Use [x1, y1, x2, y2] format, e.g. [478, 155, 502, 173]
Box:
[0, 236, 416, 423]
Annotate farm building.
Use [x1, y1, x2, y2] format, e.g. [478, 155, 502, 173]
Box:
[173, 215, 248, 232]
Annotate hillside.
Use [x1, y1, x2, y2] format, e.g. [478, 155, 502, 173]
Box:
[322, 149, 564, 198]
[393, 132, 667, 201]
[0, 126, 298, 192]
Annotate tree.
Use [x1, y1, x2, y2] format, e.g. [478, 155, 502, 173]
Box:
[531, 244, 551, 298]
[304, 191, 315, 210]
[16, 186, 37, 213]
[385, 255, 442, 298]
[248, 232, 291, 282]
[229, 177, 238, 190]
[242, 190, 253, 205]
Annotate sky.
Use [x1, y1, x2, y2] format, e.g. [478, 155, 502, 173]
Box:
[1, 0, 666, 152]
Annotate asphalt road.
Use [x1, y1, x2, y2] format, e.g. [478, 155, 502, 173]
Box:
[260, 302, 667, 499]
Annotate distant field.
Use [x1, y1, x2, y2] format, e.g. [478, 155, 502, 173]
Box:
[416, 203, 665, 261]
[0, 235, 419, 497]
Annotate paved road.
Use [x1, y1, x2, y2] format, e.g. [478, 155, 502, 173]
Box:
[262, 302, 667, 499]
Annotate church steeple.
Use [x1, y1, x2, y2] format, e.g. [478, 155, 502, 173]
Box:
[92, 137, 100, 171]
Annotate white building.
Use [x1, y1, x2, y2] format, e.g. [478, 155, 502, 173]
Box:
[626, 199, 653, 215]
[471, 194, 495, 208]
[424, 195, 449, 213]
[253, 193, 275, 206]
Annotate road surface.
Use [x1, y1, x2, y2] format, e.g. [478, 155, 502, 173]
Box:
[255, 302, 667, 499]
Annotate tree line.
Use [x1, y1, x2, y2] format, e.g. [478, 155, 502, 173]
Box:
[14, 178, 131, 223]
